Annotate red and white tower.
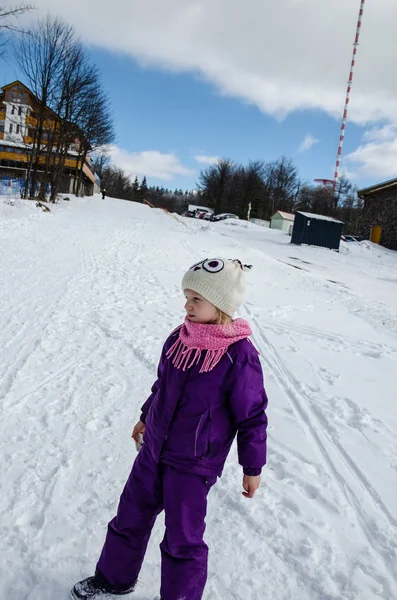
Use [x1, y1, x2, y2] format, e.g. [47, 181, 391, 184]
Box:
[333, 0, 367, 191]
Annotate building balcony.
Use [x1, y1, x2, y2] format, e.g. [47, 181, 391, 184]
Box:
[0, 141, 94, 180]
[83, 162, 95, 183]
[25, 114, 36, 126]
[65, 157, 79, 169]
[0, 150, 29, 162]
[25, 114, 58, 130]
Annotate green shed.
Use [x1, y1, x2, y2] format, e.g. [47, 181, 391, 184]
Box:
[270, 211, 295, 234]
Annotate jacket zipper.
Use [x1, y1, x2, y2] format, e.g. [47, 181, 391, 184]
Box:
[162, 369, 192, 449]
[194, 413, 205, 457]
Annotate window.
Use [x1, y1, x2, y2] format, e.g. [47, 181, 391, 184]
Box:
[8, 86, 27, 104]
[16, 125, 20, 134]
[18, 107, 22, 116]
[9, 124, 13, 133]
[0, 123, 4, 133]
[11, 105, 16, 115]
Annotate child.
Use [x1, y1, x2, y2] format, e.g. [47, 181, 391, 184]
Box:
[71, 257, 268, 600]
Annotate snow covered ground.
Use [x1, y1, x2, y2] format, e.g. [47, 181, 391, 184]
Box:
[1, 195, 396, 600]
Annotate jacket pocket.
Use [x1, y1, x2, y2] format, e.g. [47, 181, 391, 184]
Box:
[194, 411, 211, 458]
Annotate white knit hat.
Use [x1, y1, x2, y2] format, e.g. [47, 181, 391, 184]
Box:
[182, 258, 252, 317]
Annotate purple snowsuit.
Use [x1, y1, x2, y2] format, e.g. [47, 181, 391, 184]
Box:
[97, 328, 268, 600]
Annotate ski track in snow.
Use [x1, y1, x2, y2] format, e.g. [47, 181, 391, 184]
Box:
[1, 197, 396, 600]
[246, 307, 397, 583]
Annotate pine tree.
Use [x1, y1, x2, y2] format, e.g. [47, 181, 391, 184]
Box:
[140, 176, 148, 202]
[132, 176, 140, 200]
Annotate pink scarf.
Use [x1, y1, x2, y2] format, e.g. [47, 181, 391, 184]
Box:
[166, 317, 253, 373]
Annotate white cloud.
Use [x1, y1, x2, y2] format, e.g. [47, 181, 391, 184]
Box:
[362, 124, 397, 142]
[107, 145, 193, 181]
[194, 155, 220, 165]
[344, 124, 397, 180]
[23, 0, 397, 126]
[298, 134, 319, 153]
[345, 138, 397, 180]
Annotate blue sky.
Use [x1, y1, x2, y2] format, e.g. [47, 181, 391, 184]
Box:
[2, 0, 397, 191]
[0, 51, 369, 191]
[88, 50, 367, 189]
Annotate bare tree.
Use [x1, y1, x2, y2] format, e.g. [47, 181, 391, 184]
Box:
[263, 156, 300, 217]
[197, 156, 301, 220]
[15, 15, 75, 198]
[73, 85, 115, 197]
[333, 175, 354, 211]
[198, 159, 235, 214]
[100, 164, 132, 199]
[231, 161, 266, 219]
[46, 43, 100, 201]
[92, 151, 110, 180]
[0, 3, 33, 56]
[14, 16, 114, 200]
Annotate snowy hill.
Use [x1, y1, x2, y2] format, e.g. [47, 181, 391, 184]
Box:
[1, 195, 396, 600]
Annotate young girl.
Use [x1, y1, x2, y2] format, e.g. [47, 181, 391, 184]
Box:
[71, 258, 268, 600]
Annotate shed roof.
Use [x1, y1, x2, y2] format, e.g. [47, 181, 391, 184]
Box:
[297, 211, 344, 224]
[272, 211, 295, 221]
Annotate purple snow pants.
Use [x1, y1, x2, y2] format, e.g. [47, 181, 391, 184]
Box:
[96, 445, 217, 600]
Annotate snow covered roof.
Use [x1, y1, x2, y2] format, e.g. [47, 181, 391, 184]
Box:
[188, 205, 213, 213]
[0, 139, 29, 149]
[297, 211, 344, 224]
[273, 211, 295, 221]
[0, 139, 81, 157]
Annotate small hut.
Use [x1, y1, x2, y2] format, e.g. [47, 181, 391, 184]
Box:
[291, 212, 344, 250]
[270, 211, 295, 234]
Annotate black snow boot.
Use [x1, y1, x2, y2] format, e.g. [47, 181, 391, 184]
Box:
[70, 571, 136, 600]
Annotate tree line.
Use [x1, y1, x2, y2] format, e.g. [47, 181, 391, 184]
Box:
[94, 152, 363, 234]
[197, 157, 363, 234]
[94, 154, 195, 212]
[2, 11, 114, 202]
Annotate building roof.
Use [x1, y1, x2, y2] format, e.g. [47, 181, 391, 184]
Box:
[1, 80, 31, 93]
[272, 211, 295, 220]
[1, 80, 92, 152]
[297, 211, 344, 224]
[1, 80, 59, 119]
[357, 177, 397, 197]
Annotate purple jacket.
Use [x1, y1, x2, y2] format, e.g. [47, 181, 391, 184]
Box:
[140, 328, 268, 477]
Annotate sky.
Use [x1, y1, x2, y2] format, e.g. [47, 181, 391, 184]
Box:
[1, 0, 397, 191]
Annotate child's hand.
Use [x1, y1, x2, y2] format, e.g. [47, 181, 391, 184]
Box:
[132, 420, 146, 444]
[242, 475, 261, 499]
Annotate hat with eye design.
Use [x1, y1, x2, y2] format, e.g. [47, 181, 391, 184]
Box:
[182, 258, 252, 317]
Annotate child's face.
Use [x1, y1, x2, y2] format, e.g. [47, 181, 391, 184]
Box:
[184, 289, 218, 324]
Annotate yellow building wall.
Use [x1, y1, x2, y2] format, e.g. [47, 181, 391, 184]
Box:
[0, 151, 80, 169]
